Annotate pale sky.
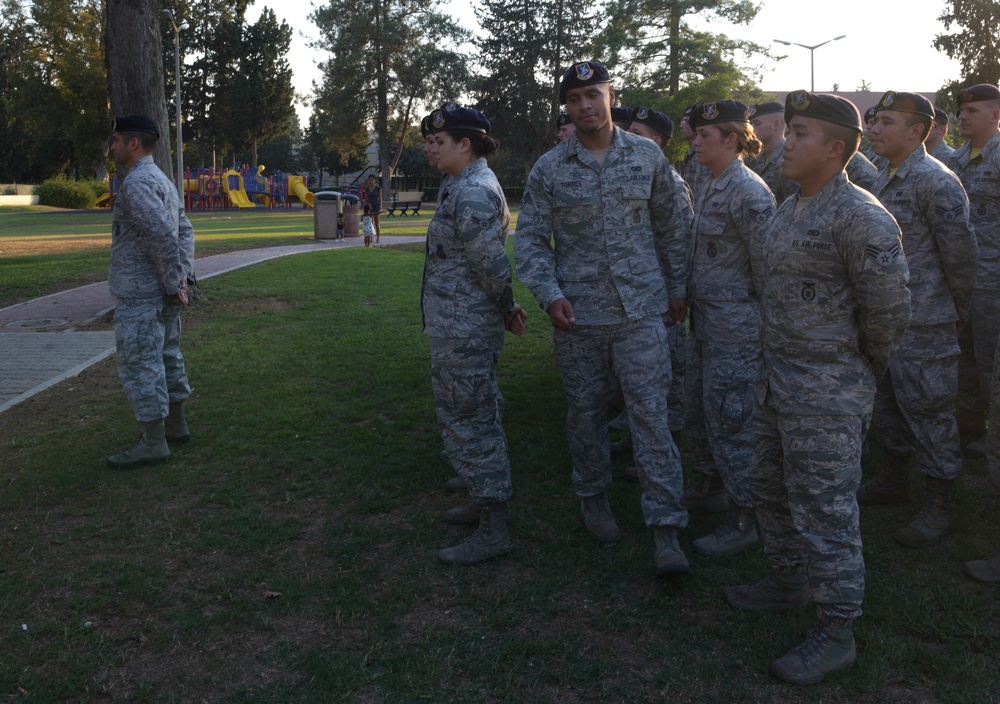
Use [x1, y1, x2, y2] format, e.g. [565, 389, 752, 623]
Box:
[244, 0, 963, 124]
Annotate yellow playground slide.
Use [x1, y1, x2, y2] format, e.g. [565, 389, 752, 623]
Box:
[287, 175, 314, 208]
[221, 170, 256, 209]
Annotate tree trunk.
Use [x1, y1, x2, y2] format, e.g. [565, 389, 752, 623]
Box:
[105, 0, 172, 178]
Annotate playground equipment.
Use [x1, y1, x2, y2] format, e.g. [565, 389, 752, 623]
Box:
[287, 175, 313, 208]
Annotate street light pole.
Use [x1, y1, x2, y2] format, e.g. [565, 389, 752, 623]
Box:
[774, 35, 846, 92]
[162, 9, 189, 201]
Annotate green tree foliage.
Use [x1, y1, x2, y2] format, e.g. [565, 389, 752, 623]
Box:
[303, 110, 369, 181]
[210, 8, 296, 168]
[597, 0, 772, 96]
[934, 0, 1000, 106]
[474, 0, 599, 183]
[161, 1, 253, 169]
[0, 0, 108, 181]
[251, 114, 305, 174]
[311, 0, 470, 193]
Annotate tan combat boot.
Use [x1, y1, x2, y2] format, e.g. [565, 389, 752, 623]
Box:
[164, 401, 190, 443]
[438, 502, 513, 566]
[857, 451, 910, 505]
[769, 618, 856, 685]
[893, 476, 956, 548]
[653, 526, 689, 575]
[692, 506, 758, 557]
[725, 571, 811, 611]
[964, 551, 1000, 582]
[107, 420, 170, 469]
[580, 492, 622, 542]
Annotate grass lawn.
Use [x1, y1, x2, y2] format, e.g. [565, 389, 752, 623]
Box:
[0, 223, 998, 702]
[0, 206, 441, 309]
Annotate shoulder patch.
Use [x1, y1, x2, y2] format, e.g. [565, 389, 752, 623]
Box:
[933, 203, 966, 221]
[865, 242, 902, 267]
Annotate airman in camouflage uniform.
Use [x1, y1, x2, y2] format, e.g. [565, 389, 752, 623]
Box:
[946, 84, 1000, 453]
[515, 61, 691, 576]
[679, 104, 713, 205]
[749, 101, 796, 204]
[927, 108, 956, 163]
[107, 115, 194, 470]
[846, 150, 878, 192]
[421, 104, 526, 566]
[685, 100, 776, 557]
[726, 91, 911, 685]
[862, 91, 977, 548]
[627, 107, 693, 442]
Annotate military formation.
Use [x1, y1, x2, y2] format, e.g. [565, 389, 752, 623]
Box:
[412, 64, 1000, 688]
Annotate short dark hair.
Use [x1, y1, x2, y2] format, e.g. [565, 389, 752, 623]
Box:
[820, 122, 860, 167]
[119, 130, 158, 152]
[904, 113, 933, 143]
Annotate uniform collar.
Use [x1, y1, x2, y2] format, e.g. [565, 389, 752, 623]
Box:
[954, 129, 1000, 166]
[455, 156, 488, 181]
[565, 127, 629, 170]
[709, 157, 744, 192]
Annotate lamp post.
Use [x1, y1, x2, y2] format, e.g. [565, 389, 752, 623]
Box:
[774, 35, 846, 92]
[162, 9, 189, 201]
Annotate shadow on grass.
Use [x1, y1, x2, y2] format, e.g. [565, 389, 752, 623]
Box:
[0, 245, 997, 702]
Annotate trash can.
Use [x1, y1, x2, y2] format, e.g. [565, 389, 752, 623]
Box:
[342, 193, 360, 237]
[313, 191, 342, 240]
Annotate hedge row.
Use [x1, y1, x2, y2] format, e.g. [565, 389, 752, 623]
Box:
[34, 177, 110, 209]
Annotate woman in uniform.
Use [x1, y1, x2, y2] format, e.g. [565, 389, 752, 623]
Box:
[686, 99, 776, 557]
[420, 103, 526, 566]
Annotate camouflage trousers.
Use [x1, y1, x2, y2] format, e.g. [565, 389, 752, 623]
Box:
[114, 296, 190, 423]
[430, 334, 512, 504]
[751, 395, 867, 621]
[666, 320, 687, 432]
[956, 289, 1000, 434]
[553, 317, 687, 528]
[986, 334, 1000, 489]
[873, 324, 962, 480]
[686, 338, 760, 507]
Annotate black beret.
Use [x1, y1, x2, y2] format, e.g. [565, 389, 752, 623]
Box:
[420, 114, 433, 138]
[631, 106, 674, 139]
[610, 106, 634, 124]
[689, 99, 749, 129]
[863, 105, 879, 124]
[957, 83, 1000, 113]
[749, 101, 784, 118]
[875, 91, 934, 120]
[429, 104, 490, 135]
[112, 115, 160, 137]
[559, 61, 612, 103]
[556, 113, 572, 128]
[785, 90, 862, 134]
[680, 104, 701, 124]
[934, 107, 950, 125]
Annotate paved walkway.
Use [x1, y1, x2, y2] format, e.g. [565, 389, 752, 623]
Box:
[0, 236, 425, 413]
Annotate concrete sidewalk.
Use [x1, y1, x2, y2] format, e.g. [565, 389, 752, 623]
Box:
[0, 236, 425, 413]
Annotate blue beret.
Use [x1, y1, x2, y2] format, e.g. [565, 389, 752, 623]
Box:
[875, 91, 934, 120]
[631, 106, 674, 139]
[559, 61, 612, 104]
[429, 104, 490, 135]
[957, 83, 1000, 114]
[113, 115, 160, 137]
[610, 106, 634, 124]
[785, 90, 862, 133]
[689, 100, 749, 129]
[749, 101, 783, 118]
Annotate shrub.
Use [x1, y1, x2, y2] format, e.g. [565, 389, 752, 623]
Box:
[34, 177, 96, 209]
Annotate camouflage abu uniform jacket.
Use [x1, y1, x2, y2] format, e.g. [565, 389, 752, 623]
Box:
[948, 130, 1000, 290]
[421, 157, 514, 337]
[759, 171, 911, 415]
[690, 158, 775, 343]
[846, 151, 878, 192]
[751, 138, 796, 205]
[110, 155, 193, 299]
[515, 128, 688, 324]
[873, 144, 977, 324]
